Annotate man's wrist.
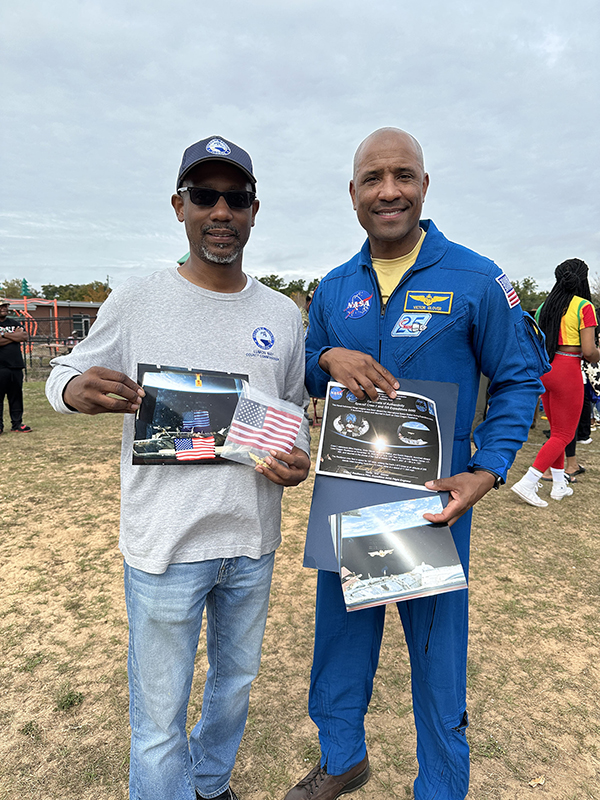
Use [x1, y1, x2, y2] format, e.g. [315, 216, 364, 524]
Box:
[62, 376, 80, 412]
[471, 468, 503, 489]
[317, 347, 333, 373]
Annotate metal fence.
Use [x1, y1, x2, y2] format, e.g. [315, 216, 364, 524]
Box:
[13, 312, 92, 379]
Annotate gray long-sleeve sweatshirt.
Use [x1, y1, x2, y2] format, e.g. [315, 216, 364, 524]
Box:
[46, 267, 310, 574]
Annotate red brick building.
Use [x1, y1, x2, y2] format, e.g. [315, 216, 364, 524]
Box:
[3, 298, 103, 343]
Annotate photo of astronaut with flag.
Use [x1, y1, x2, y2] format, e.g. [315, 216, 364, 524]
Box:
[132, 364, 247, 464]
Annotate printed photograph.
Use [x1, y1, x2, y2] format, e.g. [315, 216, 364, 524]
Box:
[329, 496, 467, 611]
[132, 364, 247, 465]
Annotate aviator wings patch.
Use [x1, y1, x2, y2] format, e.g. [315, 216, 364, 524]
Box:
[404, 291, 453, 314]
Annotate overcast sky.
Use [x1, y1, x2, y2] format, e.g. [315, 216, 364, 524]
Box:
[1, 0, 598, 294]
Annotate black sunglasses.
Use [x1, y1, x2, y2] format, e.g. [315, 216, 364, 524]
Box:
[178, 187, 256, 209]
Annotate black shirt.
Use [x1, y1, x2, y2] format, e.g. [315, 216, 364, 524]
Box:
[0, 317, 26, 369]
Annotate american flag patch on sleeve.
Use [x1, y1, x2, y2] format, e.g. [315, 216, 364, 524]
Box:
[496, 273, 520, 308]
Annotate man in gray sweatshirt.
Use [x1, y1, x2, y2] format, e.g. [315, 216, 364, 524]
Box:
[45, 136, 311, 800]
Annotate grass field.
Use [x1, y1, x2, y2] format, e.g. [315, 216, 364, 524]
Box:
[1, 382, 598, 799]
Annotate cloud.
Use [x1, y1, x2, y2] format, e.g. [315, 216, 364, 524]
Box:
[1, 0, 598, 291]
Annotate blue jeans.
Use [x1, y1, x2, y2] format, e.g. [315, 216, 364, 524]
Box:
[124, 551, 275, 800]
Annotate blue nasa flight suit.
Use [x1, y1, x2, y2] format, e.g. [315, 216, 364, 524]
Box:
[305, 220, 548, 800]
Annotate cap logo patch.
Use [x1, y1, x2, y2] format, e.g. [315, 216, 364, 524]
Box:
[206, 138, 231, 155]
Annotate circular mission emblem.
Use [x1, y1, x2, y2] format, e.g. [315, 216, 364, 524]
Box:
[252, 327, 275, 351]
[206, 138, 231, 155]
[344, 290, 373, 319]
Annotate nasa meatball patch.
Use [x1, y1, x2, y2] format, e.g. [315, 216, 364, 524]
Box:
[344, 290, 373, 319]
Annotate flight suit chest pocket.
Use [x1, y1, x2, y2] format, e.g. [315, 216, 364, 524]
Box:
[327, 305, 379, 360]
[515, 313, 551, 377]
[391, 308, 468, 373]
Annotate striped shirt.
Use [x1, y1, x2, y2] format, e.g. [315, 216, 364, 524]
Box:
[536, 296, 597, 347]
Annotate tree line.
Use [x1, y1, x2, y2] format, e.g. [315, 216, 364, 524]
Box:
[0, 279, 111, 303]
[512, 275, 600, 314]
[2, 273, 596, 310]
[257, 275, 320, 298]
[0, 275, 318, 304]
[510, 277, 549, 314]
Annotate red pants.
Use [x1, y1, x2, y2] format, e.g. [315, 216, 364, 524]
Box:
[533, 353, 584, 472]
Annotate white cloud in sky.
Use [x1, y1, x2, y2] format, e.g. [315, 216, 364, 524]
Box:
[1, 0, 598, 292]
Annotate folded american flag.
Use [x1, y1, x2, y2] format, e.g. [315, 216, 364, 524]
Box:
[228, 398, 302, 454]
[174, 436, 215, 461]
[181, 410, 211, 432]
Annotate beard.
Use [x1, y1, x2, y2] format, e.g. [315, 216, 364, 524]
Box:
[194, 223, 242, 265]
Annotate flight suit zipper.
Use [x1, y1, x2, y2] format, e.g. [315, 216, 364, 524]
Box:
[374, 265, 420, 369]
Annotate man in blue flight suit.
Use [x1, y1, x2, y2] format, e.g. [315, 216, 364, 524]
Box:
[283, 128, 548, 800]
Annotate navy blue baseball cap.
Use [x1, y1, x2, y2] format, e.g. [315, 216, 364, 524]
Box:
[177, 136, 256, 188]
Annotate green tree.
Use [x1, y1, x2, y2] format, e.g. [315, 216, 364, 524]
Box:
[257, 274, 286, 292]
[511, 277, 548, 314]
[1, 278, 41, 298]
[42, 283, 82, 300]
[41, 281, 110, 302]
[82, 281, 111, 302]
[282, 279, 306, 298]
[257, 274, 321, 297]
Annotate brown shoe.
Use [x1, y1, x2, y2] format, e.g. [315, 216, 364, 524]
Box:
[283, 755, 370, 800]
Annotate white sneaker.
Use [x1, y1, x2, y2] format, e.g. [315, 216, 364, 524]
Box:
[511, 478, 548, 507]
[577, 438, 593, 445]
[550, 482, 574, 500]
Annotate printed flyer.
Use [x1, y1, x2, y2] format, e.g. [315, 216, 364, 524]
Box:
[316, 382, 441, 489]
[303, 378, 459, 574]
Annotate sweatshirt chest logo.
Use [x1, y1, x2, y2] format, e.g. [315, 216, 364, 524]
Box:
[344, 290, 373, 319]
[252, 327, 275, 350]
[404, 291, 453, 314]
[246, 326, 280, 363]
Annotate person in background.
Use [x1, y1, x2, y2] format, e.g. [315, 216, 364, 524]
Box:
[0, 299, 32, 434]
[301, 290, 314, 332]
[542, 393, 591, 483]
[512, 259, 599, 507]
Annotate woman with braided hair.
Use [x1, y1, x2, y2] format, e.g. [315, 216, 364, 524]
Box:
[512, 258, 599, 507]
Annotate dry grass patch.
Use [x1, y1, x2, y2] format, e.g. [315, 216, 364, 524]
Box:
[0, 384, 598, 799]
